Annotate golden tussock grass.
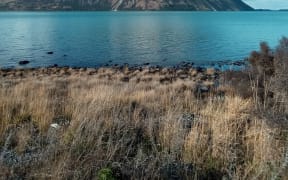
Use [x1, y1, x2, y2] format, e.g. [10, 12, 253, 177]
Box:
[0, 69, 287, 179]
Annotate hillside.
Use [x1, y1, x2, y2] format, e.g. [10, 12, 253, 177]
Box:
[0, 0, 253, 11]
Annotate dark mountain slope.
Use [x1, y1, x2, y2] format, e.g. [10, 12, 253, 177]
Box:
[0, 0, 253, 11]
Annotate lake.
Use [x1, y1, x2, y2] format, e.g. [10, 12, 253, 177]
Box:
[0, 11, 287, 68]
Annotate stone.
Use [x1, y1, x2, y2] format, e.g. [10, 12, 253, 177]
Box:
[121, 76, 130, 82]
[18, 60, 30, 65]
[50, 123, 61, 129]
[206, 68, 215, 75]
[179, 74, 188, 79]
[196, 66, 205, 73]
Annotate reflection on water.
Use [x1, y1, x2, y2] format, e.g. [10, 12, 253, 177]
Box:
[0, 12, 287, 68]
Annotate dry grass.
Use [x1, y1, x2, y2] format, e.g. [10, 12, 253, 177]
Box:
[0, 68, 287, 179]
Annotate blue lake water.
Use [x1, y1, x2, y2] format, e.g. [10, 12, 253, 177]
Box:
[0, 11, 288, 68]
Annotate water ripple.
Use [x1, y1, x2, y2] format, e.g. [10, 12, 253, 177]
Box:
[0, 11, 287, 67]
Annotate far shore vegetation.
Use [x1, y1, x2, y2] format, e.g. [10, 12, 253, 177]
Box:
[0, 37, 287, 179]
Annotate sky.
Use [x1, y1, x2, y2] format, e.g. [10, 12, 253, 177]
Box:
[243, 0, 288, 9]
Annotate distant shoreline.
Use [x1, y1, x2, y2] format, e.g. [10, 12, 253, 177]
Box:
[0, 0, 254, 12]
[2, 9, 288, 12]
[0, 9, 257, 12]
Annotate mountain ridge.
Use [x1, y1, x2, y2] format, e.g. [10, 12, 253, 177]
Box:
[0, 0, 254, 11]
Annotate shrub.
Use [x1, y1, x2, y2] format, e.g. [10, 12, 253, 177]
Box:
[248, 41, 274, 78]
[97, 168, 115, 180]
[248, 42, 274, 105]
[272, 37, 288, 113]
[248, 37, 288, 109]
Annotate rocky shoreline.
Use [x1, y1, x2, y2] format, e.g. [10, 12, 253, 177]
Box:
[0, 65, 225, 101]
[1, 57, 248, 80]
[0, 65, 218, 78]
